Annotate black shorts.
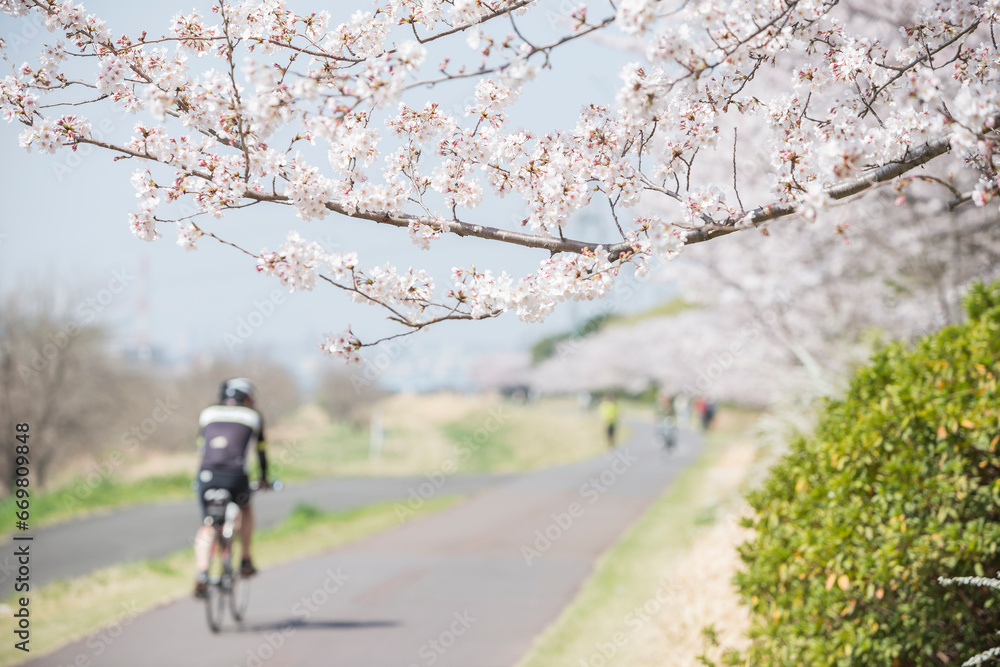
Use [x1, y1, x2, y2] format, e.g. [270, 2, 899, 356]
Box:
[197, 469, 251, 519]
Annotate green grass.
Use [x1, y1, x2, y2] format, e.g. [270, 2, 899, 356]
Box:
[1, 494, 463, 667]
[516, 450, 726, 666]
[441, 417, 517, 471]
[261, 420, 372, 482]
[441, 399, 609, 472]
[0, 471, 193, 539]
[516, 411, 760, 667]
[268, 395, 613, 479]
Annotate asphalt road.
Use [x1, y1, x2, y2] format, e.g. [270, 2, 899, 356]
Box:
[0, 473, 511, 595]
[26, 424, 700, 667]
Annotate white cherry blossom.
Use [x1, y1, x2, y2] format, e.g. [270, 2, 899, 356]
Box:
[0, 0, 997, 355]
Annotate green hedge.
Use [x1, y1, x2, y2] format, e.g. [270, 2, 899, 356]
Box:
[736, 282, 1000, 666]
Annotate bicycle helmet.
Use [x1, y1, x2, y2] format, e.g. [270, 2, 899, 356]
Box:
[220, 377, 255, 403]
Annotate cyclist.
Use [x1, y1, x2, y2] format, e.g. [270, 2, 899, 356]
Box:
[193, 378, 269, 598]
[599, 394, 619, 448]
[655, 391, 678, 452]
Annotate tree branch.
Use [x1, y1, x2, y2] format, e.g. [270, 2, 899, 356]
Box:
[242, 190, 634, 257]
[684, 116, 1000, 244]
[405, 15, 615, 92]
[412, 0, 539, 45]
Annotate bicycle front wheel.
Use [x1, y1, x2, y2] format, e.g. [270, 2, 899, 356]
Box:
[205, 575, 227, 633]
[205, 537, 228, 633]
[230, 570, 250, 622]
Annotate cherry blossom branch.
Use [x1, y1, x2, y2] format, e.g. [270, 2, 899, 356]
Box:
[256, 38, 365, 63]
[233, 190, 631, 257]
[5, 0, 999, 353]
[198, 224, 500, 332]
[731, 128, 745, 211]
[60, 103, 1000, 263]
[37, 93, 108, 109]
[405, 15, 615, 91]
[685, 114, 1000, 244]
[194, 226, 259, 259]
[667, 0, 832, 94]
[76, 132, 635, 259]
[863, 20, 980, 118]
[411, 0, 537, 45]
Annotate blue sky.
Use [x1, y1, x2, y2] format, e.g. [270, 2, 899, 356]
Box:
[0, 1, 676, 389]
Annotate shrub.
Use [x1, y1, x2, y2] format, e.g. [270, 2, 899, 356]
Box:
[736, 281, 1000, 666]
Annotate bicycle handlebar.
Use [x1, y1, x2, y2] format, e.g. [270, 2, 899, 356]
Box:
[249, 479, 283, 492]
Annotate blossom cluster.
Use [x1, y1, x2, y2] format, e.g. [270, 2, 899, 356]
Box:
[256, 231, 344, 292]
[0, 0, 997, 353]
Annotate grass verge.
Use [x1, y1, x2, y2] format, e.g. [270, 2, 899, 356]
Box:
[515, 409, 762, 667]
[267, 394, 613, 479]
[0, 472, 193, 540]
[440, 397, 612, 473]
[0, 495, 462, 667]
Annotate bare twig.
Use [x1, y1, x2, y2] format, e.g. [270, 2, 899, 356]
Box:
[411, 0, 538, 45]
[732, 127, 745, 211]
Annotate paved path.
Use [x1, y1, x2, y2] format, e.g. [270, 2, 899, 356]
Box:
[0, 473, 510, 595]
[27, 425, 700, 667]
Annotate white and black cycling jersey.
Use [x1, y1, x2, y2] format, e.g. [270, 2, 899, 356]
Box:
[197, 404, 266, 475]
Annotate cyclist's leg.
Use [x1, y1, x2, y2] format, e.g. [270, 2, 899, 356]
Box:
[195, 525, 215, 572]
[239, 502, 255, 571]
[194, 472, 218, 596]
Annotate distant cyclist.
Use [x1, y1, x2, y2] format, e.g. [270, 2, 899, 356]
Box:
[193, 378, 269, 598]
[655, 391, 678, 452]
[599, 394, 619, 448]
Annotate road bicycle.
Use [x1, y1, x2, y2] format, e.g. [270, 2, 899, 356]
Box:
[201, 480, 279, 633]
[656, 416, 678, 453]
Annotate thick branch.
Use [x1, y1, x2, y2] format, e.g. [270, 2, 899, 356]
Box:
[78, 135, 634, 259]
[243, 190, 634, 257]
